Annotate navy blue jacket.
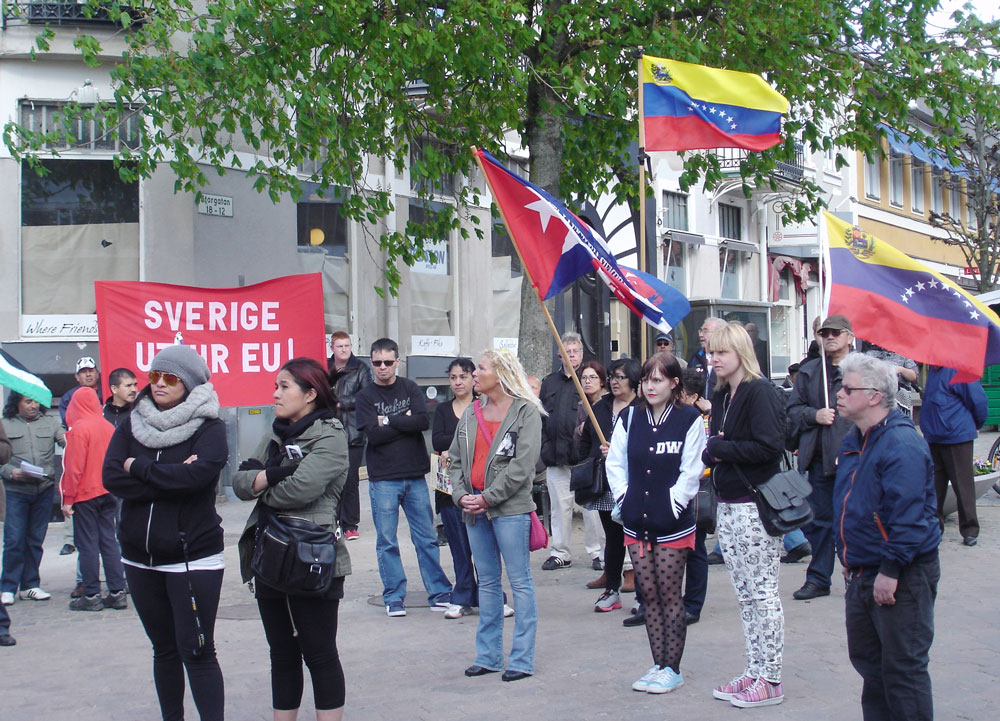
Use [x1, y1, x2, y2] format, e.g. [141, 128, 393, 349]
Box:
[834, 410, 940, 579]
[918, 366, 988, 445]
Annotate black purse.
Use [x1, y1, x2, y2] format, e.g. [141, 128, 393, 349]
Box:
[250, 507, 338, 596]
[570, 456, 606, 505]
[734, 465, 814, 537]
[691, 471, 717, 534]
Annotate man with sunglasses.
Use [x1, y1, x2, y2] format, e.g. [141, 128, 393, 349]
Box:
[355, 338, 452, 617]
[786, 314, 855, 601]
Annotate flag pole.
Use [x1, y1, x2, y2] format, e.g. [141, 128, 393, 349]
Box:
[471, 147, 608, 446]
[818, 212, 830, 408]
[637, 54, 649, 361]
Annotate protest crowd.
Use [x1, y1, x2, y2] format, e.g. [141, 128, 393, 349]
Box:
[1, 308, 991, 721]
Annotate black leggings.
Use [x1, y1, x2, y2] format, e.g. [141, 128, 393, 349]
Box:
[257, 595, 345, 711]
[125, 565, 225, 721]
[598, 509, 626, 591]
[628, 544, 688, 672]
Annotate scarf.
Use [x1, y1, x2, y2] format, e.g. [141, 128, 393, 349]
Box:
[264, 409, 335, 468]
[130, 383, 220, 449]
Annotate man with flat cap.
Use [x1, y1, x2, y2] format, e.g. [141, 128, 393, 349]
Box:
[786, 314, 855, 600]
[653, 332, 687, 368]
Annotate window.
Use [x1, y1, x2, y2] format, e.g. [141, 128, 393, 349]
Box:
[664, 240, 686, 293]
[910, 159, 925, 213]
[889, 153, 904, 207]
[408, 202, 454, 337]
[719, 248, 744, 298]
[19, 101, 140, 152]
[931, 170, 944, 214]
[662, 191, 689, 231]
[864, 155, 881, 200]
[719, 204, 742, 240]
[949, 177, 964, 222]
[295, 185, 350, 332]
[410, 138, 455, 197]
[490, 217, 522, 344]
[20, 159, 139, 316]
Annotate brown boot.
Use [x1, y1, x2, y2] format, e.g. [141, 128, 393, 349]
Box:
[585, 573, 606, 589]
[621, 570, 635, 593]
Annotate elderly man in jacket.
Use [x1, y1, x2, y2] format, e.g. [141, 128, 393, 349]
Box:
[785, 314, 855, 600]
[834, 352, 940, 721]
[919, 365, 988, 546]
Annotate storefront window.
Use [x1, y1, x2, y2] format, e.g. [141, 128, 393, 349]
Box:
[491, 218, 522, 349]
[296, 185, 350, 333]
[408, 202, 455, 344]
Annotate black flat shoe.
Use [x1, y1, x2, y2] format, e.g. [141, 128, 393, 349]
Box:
[465, 665, 498, 677]
[685, 612, 700, 626]
[793, 582, 831, 600]
[502, 670, 532, 682]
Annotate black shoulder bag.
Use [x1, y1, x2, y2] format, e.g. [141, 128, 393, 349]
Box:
[733, 464, 814, 537]
[251, 505, 338, 597]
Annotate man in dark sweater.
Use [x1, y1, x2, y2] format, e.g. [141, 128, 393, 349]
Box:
[355, 337, 452, 617]
[103, 368, 137, 428]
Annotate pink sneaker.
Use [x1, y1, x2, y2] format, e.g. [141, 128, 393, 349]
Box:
[730, 677, 784, 708]
[344, 529, 359, 541]
[712, 674, 755, 701]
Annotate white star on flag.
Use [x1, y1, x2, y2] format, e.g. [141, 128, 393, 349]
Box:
[915, 282, 925, 291]
[525, 198, 560, 232]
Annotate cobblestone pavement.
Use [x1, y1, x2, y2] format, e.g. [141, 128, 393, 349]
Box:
[2, 433, 998, 720]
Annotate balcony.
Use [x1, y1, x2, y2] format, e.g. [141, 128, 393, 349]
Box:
[3, 2, 148, 27]
[716, 143, 806, 184]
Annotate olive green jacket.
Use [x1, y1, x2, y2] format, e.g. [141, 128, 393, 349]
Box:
[233, 417, 351, 582]
[1, 413, 66, 495]
[449, 397, 541, 522]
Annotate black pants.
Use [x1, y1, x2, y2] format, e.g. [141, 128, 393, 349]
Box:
[929, 441, 978, 538]
[74, 494, 125, 596]
[338, 445, 363, 531]
[598, 509, 626, 591]
[683, 526, 708, 616]
[126, 565, 225, 721]
[845, 554, 939, 721]
[257, 594, 345, 711]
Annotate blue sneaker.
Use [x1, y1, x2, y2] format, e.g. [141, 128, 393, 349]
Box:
[632, 665, 661, 692]
[646, 667, 684, 694]
[386, 602, 406, 617]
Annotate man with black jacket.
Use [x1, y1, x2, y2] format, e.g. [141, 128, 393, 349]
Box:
[355, 338, 451, 617]
[328, 331, 373, 540]
[786, 314, 855, 600]
[539, 331, 603, 571]
[103, 368, 137, 428]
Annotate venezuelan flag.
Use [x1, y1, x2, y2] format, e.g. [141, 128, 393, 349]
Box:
[641, 56, 788, 152]
[824, 210, 1000, 382]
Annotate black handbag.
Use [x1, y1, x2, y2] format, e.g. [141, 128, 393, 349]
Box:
[734, 466, 814, 537]
[691, 471, 717, 534]
[570, 456, 606, 505]
[250, 507, 338, 597]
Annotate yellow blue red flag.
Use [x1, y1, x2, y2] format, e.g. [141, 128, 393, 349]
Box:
[823, 210, 1000, 382]
[641, 56, 788, 152]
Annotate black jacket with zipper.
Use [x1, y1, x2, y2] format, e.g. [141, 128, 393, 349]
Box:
[102, 415, 228, 566]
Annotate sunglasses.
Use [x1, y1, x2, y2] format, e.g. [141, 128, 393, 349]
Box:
[148, 371, 181, 386]
[841, 385, 877, 395]
[818, 328, 846, 338]
[371, 359, 397, 367]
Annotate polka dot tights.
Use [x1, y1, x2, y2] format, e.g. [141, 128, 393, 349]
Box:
[628, 543, 688, 673]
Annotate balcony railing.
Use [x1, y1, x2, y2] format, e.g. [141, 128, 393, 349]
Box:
[716, 143, 806, 183]
[3, 2, 148, 27]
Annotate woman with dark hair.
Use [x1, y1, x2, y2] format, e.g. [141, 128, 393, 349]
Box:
[103, 344, 228, 721]
[234, 357, 350, 721]
[606, 353, 705, 695]
[2, 391, 65, 606]
[576, 358, 640, 613]
[704, 322, 787, 708]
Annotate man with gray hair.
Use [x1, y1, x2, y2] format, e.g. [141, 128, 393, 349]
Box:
[834, 353, 940, 721]
[539, 331, 604, 570]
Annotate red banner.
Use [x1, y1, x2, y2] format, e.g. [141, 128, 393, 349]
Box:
[94, 275, 327, 407]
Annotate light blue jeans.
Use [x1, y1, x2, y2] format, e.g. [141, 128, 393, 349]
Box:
[369, 480, 452, 607]
[465, 512, 537, 674]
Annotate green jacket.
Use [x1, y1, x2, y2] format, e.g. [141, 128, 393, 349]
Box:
[233, 416, 351, 582]
[449, 397, 541, 522]
[1, 413, 66, 495]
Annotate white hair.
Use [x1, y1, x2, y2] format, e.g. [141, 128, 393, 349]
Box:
[839, 352, 897, 410]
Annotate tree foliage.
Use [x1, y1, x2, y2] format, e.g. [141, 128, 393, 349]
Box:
[5, 0, 999, 370]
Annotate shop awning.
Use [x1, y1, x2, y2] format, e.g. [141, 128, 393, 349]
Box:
[876, 122, 966, 177]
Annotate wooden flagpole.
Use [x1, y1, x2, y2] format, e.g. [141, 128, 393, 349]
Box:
[471, 146, 608, 446]
[818, 212, 830, 408]
[637, 54, 649, 361]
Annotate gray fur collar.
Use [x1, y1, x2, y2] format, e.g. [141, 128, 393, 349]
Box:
[131, 383, 220, 449]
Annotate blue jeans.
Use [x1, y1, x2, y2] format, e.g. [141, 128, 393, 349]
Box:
[465, 513, 537, 674]
[369, 480, 452, 606]
[439, 502, 477, 607]
[803, 461, 836, 590]
[2, 487, 55, 593]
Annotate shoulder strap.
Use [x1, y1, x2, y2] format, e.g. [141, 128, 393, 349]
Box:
[472, 399, 495, 446]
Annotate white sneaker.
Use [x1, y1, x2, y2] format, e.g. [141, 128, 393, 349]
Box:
[444, 604, 475, 619]
[503, 604, 515, 618]
[632, 665, 662, 692]
[429, 601, 451, 612]
[19, 587, 51, 601]
[0, 592, 13, 606]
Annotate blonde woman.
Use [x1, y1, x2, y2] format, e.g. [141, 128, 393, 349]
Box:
[449, 350, 543, 682]
[703, 323, 787, 708]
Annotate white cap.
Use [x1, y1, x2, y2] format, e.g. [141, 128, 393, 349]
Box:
[76, 357, 97, 372]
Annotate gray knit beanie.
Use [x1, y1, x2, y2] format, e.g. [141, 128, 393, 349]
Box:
[150, 344, 210, 391]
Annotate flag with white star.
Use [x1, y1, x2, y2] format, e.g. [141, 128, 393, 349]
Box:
[475, 148, 689, 333]
[823, 211, 1000, 383]
[641, 56, 788, 152]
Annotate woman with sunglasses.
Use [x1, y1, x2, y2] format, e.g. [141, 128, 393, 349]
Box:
[703, 323, 787, 708]
[103, 345, 228, 721]
[234, 357, 350, 721]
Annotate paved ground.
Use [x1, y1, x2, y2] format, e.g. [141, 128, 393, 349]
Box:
[3, 433, 999, 720]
